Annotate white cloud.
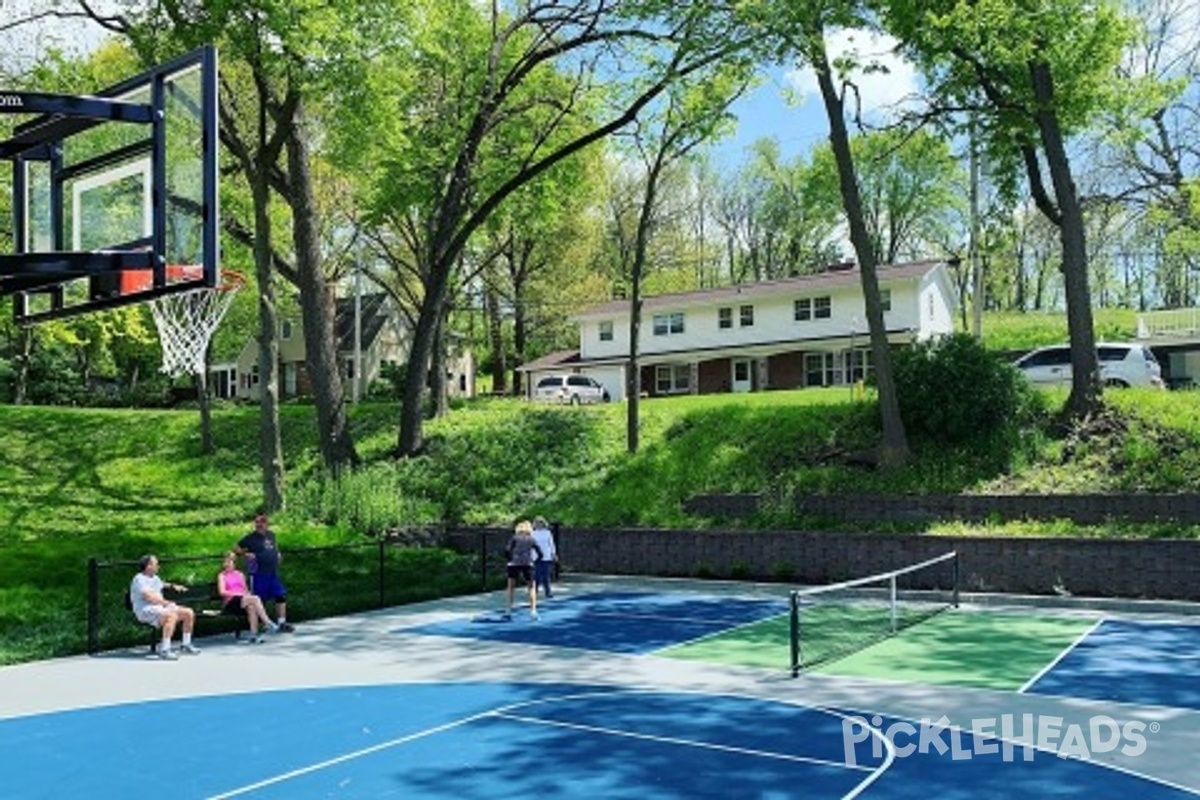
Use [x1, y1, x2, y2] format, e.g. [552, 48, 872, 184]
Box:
[783, 28, 920, 122]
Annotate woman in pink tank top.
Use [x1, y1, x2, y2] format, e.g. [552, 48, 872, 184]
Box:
[218, 551, 279, 643]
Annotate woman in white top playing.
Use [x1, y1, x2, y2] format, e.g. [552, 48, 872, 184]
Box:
[530, 516, 558, 599]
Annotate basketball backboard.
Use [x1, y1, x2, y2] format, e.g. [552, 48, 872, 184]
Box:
[0, 46, 218, 323]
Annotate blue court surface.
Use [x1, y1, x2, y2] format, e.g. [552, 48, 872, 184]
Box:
[408, 591, 789, 653]
[3, 582, 1199, 799]
[2, 683, 1194, 799]
[1026, 619, 1200, 710]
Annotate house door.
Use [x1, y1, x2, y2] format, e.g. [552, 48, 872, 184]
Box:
[283, 363, 298, 397]
[731, 359, 753, 392]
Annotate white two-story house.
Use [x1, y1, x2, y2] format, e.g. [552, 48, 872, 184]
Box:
[520, 259, 957, 401]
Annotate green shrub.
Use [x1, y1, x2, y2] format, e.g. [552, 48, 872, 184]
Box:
[893, 333, 1044, 446]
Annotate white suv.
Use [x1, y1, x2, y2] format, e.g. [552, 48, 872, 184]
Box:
[1014, 343, 1164, 389]
[533, 374, 611, 404]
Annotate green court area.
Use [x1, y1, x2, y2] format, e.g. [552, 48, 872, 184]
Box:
[661, 607, 1098, 690]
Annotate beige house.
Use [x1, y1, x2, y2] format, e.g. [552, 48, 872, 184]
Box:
[211, 293, 474, 402]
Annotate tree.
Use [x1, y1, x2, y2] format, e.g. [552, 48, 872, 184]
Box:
[87, 0, 372, 490]
[745, 1, 911, 467]
[342, 0, 753, 457]
[810, 127, 966, 266]
[1093, 0, 1200, 308]
[882, 0, 1138, 421]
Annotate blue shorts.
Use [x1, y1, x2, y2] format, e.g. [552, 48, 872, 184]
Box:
[251, 573, 287, 602]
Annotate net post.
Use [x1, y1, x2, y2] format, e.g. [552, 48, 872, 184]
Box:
[952, 550, 960, 608]
[789, 590, 800, 678]
[87, 557, 99, 656]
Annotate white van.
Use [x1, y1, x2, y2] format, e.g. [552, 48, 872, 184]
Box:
[532, 374, 611, 404]
[1014, 343, 1164, 388]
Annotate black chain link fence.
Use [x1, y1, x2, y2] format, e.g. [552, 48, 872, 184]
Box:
[86, 530, 520, 655]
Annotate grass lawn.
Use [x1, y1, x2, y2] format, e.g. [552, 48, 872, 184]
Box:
[0, 380, 1197, 664]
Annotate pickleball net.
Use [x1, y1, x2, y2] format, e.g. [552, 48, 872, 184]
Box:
[789, 550, 959, 676]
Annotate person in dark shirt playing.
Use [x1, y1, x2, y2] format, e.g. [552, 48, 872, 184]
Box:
[236, 509, 295, 632]
[504, 520, 543, 621]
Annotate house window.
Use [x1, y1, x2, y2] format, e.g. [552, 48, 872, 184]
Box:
[281, 319, 293, 340]
[653, 312, 685, 336]
[880, 289, 892, 312]
[718, 307, 732, 329]
[794, 296, 831, 321]
[804, 353, 842, 387]
[739, 304, 754, 327]
[846, 348, 872, 383]
[655, 364, 690, 394]
[599, 321, 614, 341]
[345, 357, 356, 380]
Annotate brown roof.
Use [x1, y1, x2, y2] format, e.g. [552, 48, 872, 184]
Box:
[575, 259, 945, 319]
[516, 349, 582, 372]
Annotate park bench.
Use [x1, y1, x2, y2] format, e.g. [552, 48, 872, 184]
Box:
[125, 582, 248, 651]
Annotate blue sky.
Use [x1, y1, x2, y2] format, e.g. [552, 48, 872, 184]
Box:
[709, 29, 921, 173]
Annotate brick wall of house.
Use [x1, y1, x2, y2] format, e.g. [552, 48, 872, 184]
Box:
[697, 359, 729, 394]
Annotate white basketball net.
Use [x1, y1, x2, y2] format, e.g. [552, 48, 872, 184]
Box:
[150, 273, 244, 378]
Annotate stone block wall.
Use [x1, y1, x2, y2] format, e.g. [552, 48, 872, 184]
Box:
[443, 526, 1200, 601]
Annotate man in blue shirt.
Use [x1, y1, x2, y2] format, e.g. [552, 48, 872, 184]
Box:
[236, 510, 295, 632]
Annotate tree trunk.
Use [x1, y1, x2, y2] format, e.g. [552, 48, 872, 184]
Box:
[398, 255, 450, 456]
[485, 285, 506, 395]
[1030, 62, 1101, 421]
[252, 175, 285, 512]
[196, 367, 213, 455]
[512, 296, 529, 400]
[13, 327, 31, 405]
[286, 108, 359, 473]
[812, 44, 909, 468]
[627, 160, 663, 455]
[430, 305, 449, 418]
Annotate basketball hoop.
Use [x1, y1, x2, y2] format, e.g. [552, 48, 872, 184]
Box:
[150, 267, 246, 378]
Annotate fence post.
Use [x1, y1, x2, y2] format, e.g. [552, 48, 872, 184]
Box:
[378, 537, 386, 609]
[87, 558, 99, 656]
[479, 530, 488, 591]
[552, 521, 562, 580]
[789, 591, 800, 678]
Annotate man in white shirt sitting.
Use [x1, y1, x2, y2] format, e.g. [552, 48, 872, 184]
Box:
[130, 554, 201, 660]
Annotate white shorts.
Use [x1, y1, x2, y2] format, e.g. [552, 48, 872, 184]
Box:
[135, 603, 179, 628]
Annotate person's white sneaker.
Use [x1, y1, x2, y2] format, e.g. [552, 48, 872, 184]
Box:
[159, 648, 179, 660]
[180, 643, 201, 655]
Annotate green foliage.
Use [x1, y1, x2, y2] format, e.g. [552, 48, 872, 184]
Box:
[978, 309, 1140, 352]
[2, 380, 1200, 663]
[893, 333, 1045, 446]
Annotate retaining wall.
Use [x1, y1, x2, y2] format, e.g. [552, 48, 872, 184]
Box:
[444, 526, 1200, 601]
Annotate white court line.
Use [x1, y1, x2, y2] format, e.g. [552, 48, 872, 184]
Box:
[1018, 617, 1106, 694]
[204, 712, 494, 799]
[584, 608, 785, 626]
[205, 687, 894, 799]
[493, 711, 875, 773]
[651, 611, 791, 652]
